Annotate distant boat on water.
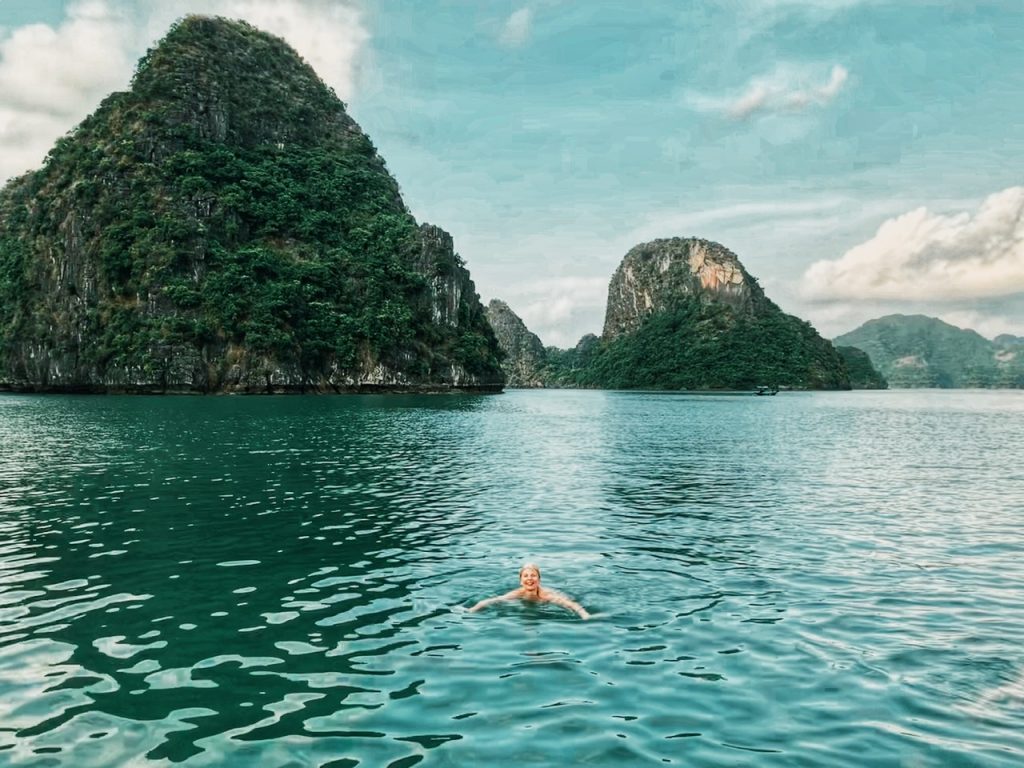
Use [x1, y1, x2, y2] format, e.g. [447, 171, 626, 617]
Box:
[755, 385, 778, 396]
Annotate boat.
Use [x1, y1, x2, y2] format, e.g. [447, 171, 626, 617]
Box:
[754, 385, 778, 396]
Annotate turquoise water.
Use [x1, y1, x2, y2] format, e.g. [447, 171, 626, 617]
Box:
[1, 389, 1022, 767]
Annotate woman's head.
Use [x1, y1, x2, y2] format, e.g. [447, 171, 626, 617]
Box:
[519, 563, 541, 591]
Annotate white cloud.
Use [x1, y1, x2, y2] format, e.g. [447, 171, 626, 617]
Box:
[502, 276, 608, 348]
[499, 7, 533, 48]
[727, 64, 848, 120]
[779, 64, 847, 110]
[800, 187, 1024, 302]
[936, 310, 1023, 342]
[517, 276, 607, 324]
[688, 64, 849, 121]
[0, 1, 134, 182]
[629, 196, 849, 243]
[0, 0, 368, 184]
[795, 298, 901, 339]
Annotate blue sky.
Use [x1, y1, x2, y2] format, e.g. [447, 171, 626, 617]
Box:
[2, 1, 1022, 345]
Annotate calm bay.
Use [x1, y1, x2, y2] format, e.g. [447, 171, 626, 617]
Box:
[1, 389, 1022, 766]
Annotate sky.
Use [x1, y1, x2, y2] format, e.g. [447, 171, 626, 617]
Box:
[1, 0, 1023, 346]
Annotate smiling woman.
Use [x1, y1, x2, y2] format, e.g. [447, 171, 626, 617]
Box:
[469, 562, 592, 619]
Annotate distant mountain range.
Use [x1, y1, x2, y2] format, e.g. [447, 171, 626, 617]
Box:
[834, 315, 1024, 388]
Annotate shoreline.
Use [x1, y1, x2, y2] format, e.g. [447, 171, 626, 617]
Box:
[0, 383, 506, 396]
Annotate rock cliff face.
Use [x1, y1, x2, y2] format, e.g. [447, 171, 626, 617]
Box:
[0, 16, 503, 393]
[603, 238, 758, 341]
[484, 300, 546, 387]
[589, 237, 848, 390]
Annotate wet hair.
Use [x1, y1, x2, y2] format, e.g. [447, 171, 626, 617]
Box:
[519, 562, 540, 578]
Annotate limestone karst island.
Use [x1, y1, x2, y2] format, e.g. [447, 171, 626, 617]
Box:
[0, 17, 503, 394]
[2, 15, 890, 394]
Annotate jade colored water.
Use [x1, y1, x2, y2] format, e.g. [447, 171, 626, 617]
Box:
[1, 390, 1022, 767]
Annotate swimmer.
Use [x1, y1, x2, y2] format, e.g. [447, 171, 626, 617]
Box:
[469, 563, 591, 619]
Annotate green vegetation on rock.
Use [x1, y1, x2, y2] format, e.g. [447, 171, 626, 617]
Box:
[0, 15, 502, 392]
[543, 335, 601, 387]
[575, 297, 847, 390]
[835, 346, 887, 389]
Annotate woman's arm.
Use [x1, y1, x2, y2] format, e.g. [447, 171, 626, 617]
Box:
[542, 590, 591, 619]
[468, 589, 521, 612]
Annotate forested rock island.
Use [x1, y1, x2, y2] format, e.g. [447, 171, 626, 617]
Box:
[491, 238, 858, 391]
[0, 16, 502, 393]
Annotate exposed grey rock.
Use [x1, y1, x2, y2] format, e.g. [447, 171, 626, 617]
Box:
[603, 237, 759, 341]
[485, 299, 548, 387]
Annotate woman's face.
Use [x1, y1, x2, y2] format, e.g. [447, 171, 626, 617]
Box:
[519, 567, 540, 591]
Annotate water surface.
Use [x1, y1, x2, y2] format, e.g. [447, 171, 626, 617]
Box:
[1, 389, 1022, 766]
